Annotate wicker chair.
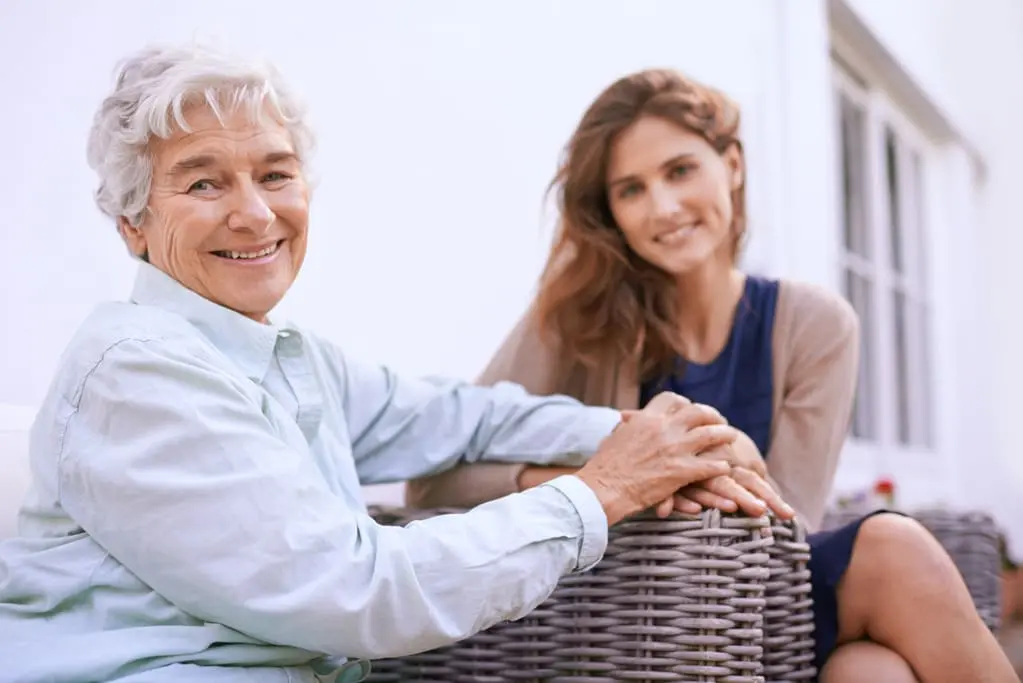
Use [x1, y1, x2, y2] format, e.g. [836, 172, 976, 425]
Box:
[365, 507, 817, 682]
[821, 507, 1003, 632]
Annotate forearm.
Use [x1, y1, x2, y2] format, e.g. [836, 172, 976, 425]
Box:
[519, 465, 580, 490]
[69, 464, 609, 659]
[332, 477, 610, 658]
[352, 371, 621, 484]
[405, 462, 582, 509]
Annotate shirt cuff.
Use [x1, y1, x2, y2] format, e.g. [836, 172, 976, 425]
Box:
[541, 474, 608, 572]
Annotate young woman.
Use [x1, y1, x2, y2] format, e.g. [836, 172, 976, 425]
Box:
[407, 69, 1016, 682]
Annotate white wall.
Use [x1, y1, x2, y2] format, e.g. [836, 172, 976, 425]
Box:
[1, 0, 777, 407]
[0, 0, 776, 507]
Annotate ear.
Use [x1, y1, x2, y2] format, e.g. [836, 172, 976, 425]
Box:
[723, 142, 744, 192]
[117, 215, 148, 260]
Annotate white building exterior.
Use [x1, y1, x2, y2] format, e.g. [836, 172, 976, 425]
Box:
[2, 0, 1020, 555]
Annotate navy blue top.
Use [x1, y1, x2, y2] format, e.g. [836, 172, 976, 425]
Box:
[639, 275, 780, 456]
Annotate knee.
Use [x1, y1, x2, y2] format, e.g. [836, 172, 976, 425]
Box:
[821, 641, 917, 683]
[853, 513, 956, 583]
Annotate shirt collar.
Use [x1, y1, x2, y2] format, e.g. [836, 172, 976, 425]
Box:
[129, 262, 290, 382]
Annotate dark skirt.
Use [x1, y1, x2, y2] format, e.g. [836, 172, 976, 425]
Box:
[808, 510, 895, 674]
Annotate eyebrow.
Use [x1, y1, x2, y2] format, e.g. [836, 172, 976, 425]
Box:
[166, 154, 217, 178]
[607, 153, 697, 188]
[165, 150, 300, 178]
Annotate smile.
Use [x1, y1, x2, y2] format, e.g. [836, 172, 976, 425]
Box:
[654, 224, 698, 245]
[212, 240, 284, 262]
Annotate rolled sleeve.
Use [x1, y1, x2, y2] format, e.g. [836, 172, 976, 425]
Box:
[540, 475, 608, 572]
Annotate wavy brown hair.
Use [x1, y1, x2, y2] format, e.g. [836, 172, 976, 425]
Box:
[535, 68, 746, 382]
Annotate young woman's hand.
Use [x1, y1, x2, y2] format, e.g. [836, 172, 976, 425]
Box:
[670, 466, 794, 519]
[666, 433, 793, 519]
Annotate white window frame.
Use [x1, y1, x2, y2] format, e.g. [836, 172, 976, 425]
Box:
[832, 58, 937, 472]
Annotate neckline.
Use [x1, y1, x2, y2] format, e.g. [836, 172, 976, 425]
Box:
[681, 274, 754, 370]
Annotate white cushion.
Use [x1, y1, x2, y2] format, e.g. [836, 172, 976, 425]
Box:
[0, 405, 35, 540]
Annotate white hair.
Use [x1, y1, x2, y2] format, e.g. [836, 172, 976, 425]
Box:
[86, 42, 315, 228]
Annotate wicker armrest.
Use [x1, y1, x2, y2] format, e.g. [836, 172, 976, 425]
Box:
[365, 506, 816, 682]
[913, 508, 1003, 632]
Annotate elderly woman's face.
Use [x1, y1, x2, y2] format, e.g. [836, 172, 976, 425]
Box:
[120, 104, 309, 322]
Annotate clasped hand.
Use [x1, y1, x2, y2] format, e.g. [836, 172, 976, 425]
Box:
[612, 399, 795, 521]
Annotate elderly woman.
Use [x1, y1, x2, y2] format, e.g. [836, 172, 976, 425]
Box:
[0, 44, 744, 683]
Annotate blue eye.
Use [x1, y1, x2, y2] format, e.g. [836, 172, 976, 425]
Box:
[187, 180, 216, 193]
[259, 173, 292, 187]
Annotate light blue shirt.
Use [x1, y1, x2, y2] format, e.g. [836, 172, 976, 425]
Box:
[0, 263, 620, 683]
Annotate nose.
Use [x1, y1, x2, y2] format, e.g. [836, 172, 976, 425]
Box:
[648, 182, 681, 220]
[226, 178, 275, 234]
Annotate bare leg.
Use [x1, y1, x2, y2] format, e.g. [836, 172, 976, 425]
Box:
[833, 514, 1018, 682]
[821, 641, 918, 682]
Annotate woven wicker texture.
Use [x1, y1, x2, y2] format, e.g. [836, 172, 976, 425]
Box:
[821, 507, 1003, 632]
[365, 506, 816, 682]
[761, 519, 816, 682]
[914, 508, 1003, 632]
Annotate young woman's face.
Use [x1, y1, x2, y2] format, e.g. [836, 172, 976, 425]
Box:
[605, 115, 742, 275]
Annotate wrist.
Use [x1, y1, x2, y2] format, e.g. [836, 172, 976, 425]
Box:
[518, 465, 578, 491]
[574, 466, 633, 526]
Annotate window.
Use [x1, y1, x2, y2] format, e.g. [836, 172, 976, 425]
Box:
[834, 62, 934, 449]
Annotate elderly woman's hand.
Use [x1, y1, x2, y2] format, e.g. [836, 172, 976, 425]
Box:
[575, 393, 737, 525]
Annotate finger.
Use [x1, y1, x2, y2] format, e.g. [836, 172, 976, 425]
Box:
[673, 455, 731, 486]
[679, 424, 739, 453]
[695, 443, 741, 467]
[619, 409, 641, 422]
[672, 494, 703, 515]
[644, 391, 691, 415]
[732, 467, 795, 519]
[703, 475, 768, 517]
[655, 497, 674, 518]
[671, 403, 729, 430]
[677, 486, 738, 513]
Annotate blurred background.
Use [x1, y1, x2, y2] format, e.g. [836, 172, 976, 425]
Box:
[1, 0, 1021, 624]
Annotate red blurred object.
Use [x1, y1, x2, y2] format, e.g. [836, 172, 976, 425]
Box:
[873, 477, 896, 507]
[874, 478, 895, 495]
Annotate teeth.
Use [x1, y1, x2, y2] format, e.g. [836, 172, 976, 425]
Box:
[224, 243, 279, 260]
[656, 225, 696, 244]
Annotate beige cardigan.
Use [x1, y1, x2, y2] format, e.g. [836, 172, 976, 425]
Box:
[406, 279, 860, 532]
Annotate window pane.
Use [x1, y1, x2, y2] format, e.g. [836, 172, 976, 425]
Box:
[910, 151, 928, 288]
[839, 96, 870, 258]
[885, 127, 904, 273]
[915, 301, 935, 447]
[892, 288, 911, 445]
[844, 269, 876, 439]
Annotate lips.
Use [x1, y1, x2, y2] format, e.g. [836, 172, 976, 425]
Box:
[654, 224, 698, 245]
[212, 239, 284, 260]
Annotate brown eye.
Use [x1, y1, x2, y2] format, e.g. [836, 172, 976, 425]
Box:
[618, 183, 642, 199]
[669, 164, 695, 179]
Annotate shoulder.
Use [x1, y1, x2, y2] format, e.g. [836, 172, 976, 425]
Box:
[777, 279, 859, 339]
[49, 302, 221, 407]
